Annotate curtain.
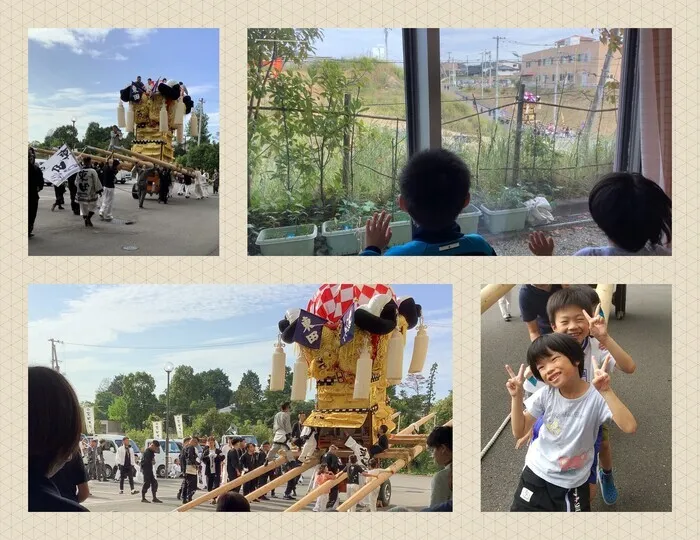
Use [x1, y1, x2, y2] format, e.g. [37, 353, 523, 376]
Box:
[638, 28, 672, 198]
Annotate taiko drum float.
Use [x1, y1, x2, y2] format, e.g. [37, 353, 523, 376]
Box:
[269, 284, 430, 497]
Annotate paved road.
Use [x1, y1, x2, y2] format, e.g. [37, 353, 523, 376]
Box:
[481, 285, 672, 511]
[82, 473, 431, 512]
[29, 182, 219, 256]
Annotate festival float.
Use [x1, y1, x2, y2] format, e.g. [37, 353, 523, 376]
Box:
[117, 77, 198, 199]
[176, 284, 451, 513]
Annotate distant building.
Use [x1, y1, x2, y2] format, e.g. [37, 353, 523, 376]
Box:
[521, 35, 622, 88]
[100, 419, 123, 433]
[371, 45, 386, 60]
[218, 405, 235, 414]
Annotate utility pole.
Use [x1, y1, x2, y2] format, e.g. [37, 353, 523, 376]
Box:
[553, 42, 561, 125]
[493, 36, 505, 119]
[49, 338, 63, 373]
[384, 28, 390, 60]
[481, 50, 485, 98]
[197, 98, 205, 145]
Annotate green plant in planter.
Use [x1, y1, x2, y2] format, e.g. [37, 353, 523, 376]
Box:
[482, 185, 534, 211]
[265, 224, 315, 240]
[327, 200, 380, 231]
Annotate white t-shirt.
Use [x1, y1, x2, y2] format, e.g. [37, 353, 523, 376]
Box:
[523, 336, 616, 394]
[524, 385, 612, 488]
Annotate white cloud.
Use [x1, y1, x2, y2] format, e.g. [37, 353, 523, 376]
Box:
[122, 29, 157, 48]
[186, 84, 216, 96]
[113, 53, 128, 61]
[29, 29, 111, 56]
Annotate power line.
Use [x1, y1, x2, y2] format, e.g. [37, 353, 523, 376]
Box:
[60, 338, 270, 351]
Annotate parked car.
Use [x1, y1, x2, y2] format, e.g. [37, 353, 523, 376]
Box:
[87, 434, 142, 479]
[220, 434, 258, 448]
[144, 438, 183, 477]
[116, 171, 131, 184]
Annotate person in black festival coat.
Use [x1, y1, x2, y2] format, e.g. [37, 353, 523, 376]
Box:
[28, 147, 44, 237]
[322, 445, 342, 510]
[140, 440, 163, 503]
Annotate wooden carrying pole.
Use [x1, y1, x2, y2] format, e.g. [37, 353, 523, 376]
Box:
[85, 146, 149, 167]
[244, 458, 319, 502]
[335, 445, 424, 512]
[481, 284, 515, 315]
[113, 145, 194, 174]
[284, 412, 439, 513]
[174, 455, 288, 512]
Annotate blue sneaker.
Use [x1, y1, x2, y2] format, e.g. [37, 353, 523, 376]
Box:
[597, 468, 619, 505]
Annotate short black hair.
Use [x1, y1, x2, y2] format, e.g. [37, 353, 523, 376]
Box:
[379, 425, 388, 433]
[426, 426, 452, 451]
[183, 437, 191, 444]
[280, 402, 290, 411]
[526, 333, 584, 382]
[546, 286, 596, 325]
[589, 172, 671, 252]
[151, 440, 160, 447]
[29, 367, 83, 476]
[349, 455, 357, 463]
[399, 148, 471, 230]
[262, 441, 270, 446]
[216, 492, 251, 512]
[368, 458, 378, 468]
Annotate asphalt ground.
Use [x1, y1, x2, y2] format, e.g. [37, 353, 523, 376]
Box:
[29, 181, 219, 256]
[480, 285, 672, 511]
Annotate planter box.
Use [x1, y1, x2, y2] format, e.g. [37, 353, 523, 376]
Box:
[322, 220, 363, 255]
[479, 204, 529, 234]
[255, 224, 318, 256]
[389, 211, 412, 246]
[456, 204, 483, 234]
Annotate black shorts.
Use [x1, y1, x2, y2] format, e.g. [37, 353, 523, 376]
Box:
[510, 466, 591, 512]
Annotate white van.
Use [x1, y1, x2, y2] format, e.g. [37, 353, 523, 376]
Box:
[88, 434, 142, 479]
[144, 438, 183, 478]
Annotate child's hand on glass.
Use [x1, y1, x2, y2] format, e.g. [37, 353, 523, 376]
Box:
[365, 211, 392, 250]
[591, 356, 612, 393]
[505, 364, 525, 397]
[528, 231, 555, 256]
[583, 302, 608, 340]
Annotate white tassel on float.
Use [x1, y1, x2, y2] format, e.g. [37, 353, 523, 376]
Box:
[117, 101, 126, 128]
[159, 102, 169, 133]
[126, 104, 134, 133]
[386, 325, 404, 384]
[290, 355, 308, 401]
[176, 125, 184, 144]
[408, 318, 429, 374]
[189, 112, 198, 136]
[353, 340, 372, 400]
[174, 98, 185, 126]
[270, 336, 286, 391]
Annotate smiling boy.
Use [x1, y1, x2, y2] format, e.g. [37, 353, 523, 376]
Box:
[507, 333, 636, 511]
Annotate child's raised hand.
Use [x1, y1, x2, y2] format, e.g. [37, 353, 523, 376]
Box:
[505, 364, 525, 397]
[528, 231, 555, 256]
[365, 211, 392, 250]
[583, 302, 608, 340]
[515, 427, 534, 449]
[591, 355, 611, 393]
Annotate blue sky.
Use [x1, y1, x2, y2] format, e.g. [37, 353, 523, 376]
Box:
[28, 285, 452, 405]
[28, 29, 219, 143]
[311, 28, 594, 64]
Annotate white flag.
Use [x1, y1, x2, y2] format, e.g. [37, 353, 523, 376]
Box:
[39, 144, 81, 187]
[83, 406, 95, 435]
[174, 415, 184, 438]
[153, 421, 163, 440]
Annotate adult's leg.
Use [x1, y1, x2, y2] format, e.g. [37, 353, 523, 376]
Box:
[151, 476, 159, 498]
[119, 466, 125, 491]
[29, 196, 38, 234]
[104, 187, 115, 219]
[142, 472, 151, 499]
[128, 469, 135, 491]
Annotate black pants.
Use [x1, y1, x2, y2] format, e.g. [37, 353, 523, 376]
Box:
[326, 484, 339, 508]
[510, 466, 591, 512]
[142, 469, 158, 498]
[369, 444, 385, 458]
[285, 460, 301, 496]
[184, 473, 197, 502]
[68, 180, 79, 214]
[29, 195, 38, 234]
[53, 184, 66, 206]
[207, 474, 221, 492]
[119, 465, 134, 491]
[243, 472, 258, 497]
[159, 181, 170, 203]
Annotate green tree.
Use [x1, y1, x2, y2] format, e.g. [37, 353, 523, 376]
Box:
[108, 375, 126, 396]
[199, 368, 233, 409]
[191, 409, 235, 437]
[232, 370, 263, 421]
[82, 122, 112, 149]
[191, 396, 217, 416]
[168, 365, 204, 414]
[424, 362, 438, 413]
[45, 125, 79, 149]
[247, 28, 323, 206]
[108, 396, 129, 427]
[121, 371, 158, 430]
[431, 391, 452, 427]
[183, 142, 219, 172]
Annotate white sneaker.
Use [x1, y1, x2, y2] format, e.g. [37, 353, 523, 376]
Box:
[119, 490, 124, 494]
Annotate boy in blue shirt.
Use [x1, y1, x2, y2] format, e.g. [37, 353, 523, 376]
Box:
[359, 149, 496, 256]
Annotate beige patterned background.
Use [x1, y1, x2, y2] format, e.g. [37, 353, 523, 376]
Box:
[1, 0, 696, 537]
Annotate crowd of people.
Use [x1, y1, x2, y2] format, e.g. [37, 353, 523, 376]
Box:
[28, 145, 219, 236]
[28, 369, 452, 513]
